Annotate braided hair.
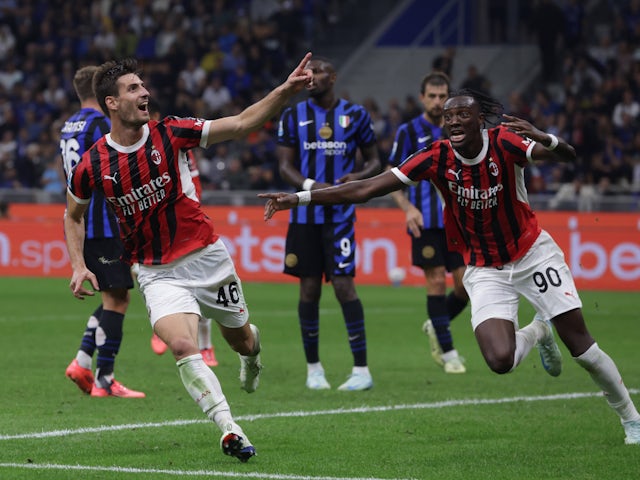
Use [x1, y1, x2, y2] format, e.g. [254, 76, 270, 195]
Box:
[448, 88, 504, 127]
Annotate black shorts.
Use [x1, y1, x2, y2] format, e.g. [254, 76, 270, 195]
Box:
[84, 238, 134, 291]
[411, 228, 465, 272]
[284, 223, 356, 281]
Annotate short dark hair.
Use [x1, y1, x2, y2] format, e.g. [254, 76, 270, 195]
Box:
[93, 58, 140, 118]
[73, 66, 98, 102]
[420, 71, 450, 95]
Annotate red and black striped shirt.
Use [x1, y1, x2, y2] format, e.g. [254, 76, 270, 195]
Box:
[68, 116, 216, 265]
[394, 126, 541, 267]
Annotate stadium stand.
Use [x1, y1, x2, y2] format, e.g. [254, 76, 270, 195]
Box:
[0, 0, 637, 211]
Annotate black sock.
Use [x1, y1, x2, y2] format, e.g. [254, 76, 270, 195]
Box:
[95, 310, 124, 382]
[446, 291, 468, 320]
[427, 295, 453, 352]
[341, 299, 367, 367]
[299, 301, 320, 364]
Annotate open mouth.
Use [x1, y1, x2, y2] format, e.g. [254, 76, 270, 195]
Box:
[449, 130, 465, 142]
[138, 101, 148, 112]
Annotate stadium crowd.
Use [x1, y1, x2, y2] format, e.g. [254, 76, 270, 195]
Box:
[0, 0, 638, 204]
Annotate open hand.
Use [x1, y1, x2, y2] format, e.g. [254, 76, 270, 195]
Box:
[258, 192, 300, 220]
[502, 114, 546, 143]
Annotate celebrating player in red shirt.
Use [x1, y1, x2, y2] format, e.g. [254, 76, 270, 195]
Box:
[260, 89, 640, 445]
[65, 54, 313, 462]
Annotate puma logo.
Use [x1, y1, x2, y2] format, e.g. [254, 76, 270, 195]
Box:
[448, 168, 461, 180]
[103, 172, 119, 184]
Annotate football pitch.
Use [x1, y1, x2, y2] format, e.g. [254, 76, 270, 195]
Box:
[0, 277, 638, 479]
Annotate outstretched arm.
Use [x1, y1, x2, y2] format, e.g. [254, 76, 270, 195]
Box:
[258, 169, 404, 220]
[206, 53, 313, 145]
[501, 114, 576, 162]
[337, 143, 382, 183]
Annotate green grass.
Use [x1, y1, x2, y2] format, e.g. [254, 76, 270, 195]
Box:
[0, 277, 639, 479]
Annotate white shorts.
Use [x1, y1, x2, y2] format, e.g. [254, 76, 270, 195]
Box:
[136, 241, 249, 328]
[463, 230, 582, 331]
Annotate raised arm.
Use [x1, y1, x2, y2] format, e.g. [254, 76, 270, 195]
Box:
[205, 53, 313, 145]
[501, 114, 576, 162]
[258, 169, 404, 220]
[64, 192, 99, 299]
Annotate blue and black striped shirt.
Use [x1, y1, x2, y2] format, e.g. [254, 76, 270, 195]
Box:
[277, 98, 376, 224]
[389, 115, 445, 229]
[60, 107, 118, 239]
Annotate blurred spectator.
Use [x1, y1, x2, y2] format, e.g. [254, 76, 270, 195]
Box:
[432, 47, 455, 79]
[530, 0, 565, 83]
[200, 40, 225, 75]
[42, 76, 67, 111]
[225, 64, 253, 102]
[0, 161, 19, 188]
[222, 157, 251, 190]
[0, 59, 23, 93]
[460, 64, 491, 95]
[202, 74, 232, 117]
[612, 88, 640, 128]
[0, 24, 15, 60]
[549, 176, 598, 212]
[40, 155, 65, 194]
[562, 0, 585, 53]
[506, 91, 532, 120]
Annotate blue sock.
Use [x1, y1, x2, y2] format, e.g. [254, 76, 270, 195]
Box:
[299, 301, 320, 363]
[427, 295, 454, 352]
[341, 299, 367, 367]
[95, 310, 124, 383]
[79, 305, 102, 358]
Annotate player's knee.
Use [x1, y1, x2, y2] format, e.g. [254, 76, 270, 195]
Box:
[169, 337, 198, 359]
[484, 352, 514, 374]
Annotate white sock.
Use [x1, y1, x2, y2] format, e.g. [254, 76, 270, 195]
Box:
[75, 350, 92, 370]
[95, 372, 114, 389]
[307, 362, 324, 375]
[198, 317, 212, 350]
[441, 349, 459, 363]
[574, 343, 640, 423]
[177, 353, 233, 431]
[352, 366, 370, 376]
[511, 320, 546, 371]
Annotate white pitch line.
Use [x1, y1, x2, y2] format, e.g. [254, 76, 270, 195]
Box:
[1, 389, 637, 441]
[0, 463, 406, 480]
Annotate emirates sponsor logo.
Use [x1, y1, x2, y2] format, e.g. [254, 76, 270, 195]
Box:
[107, 172, 171, 215]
